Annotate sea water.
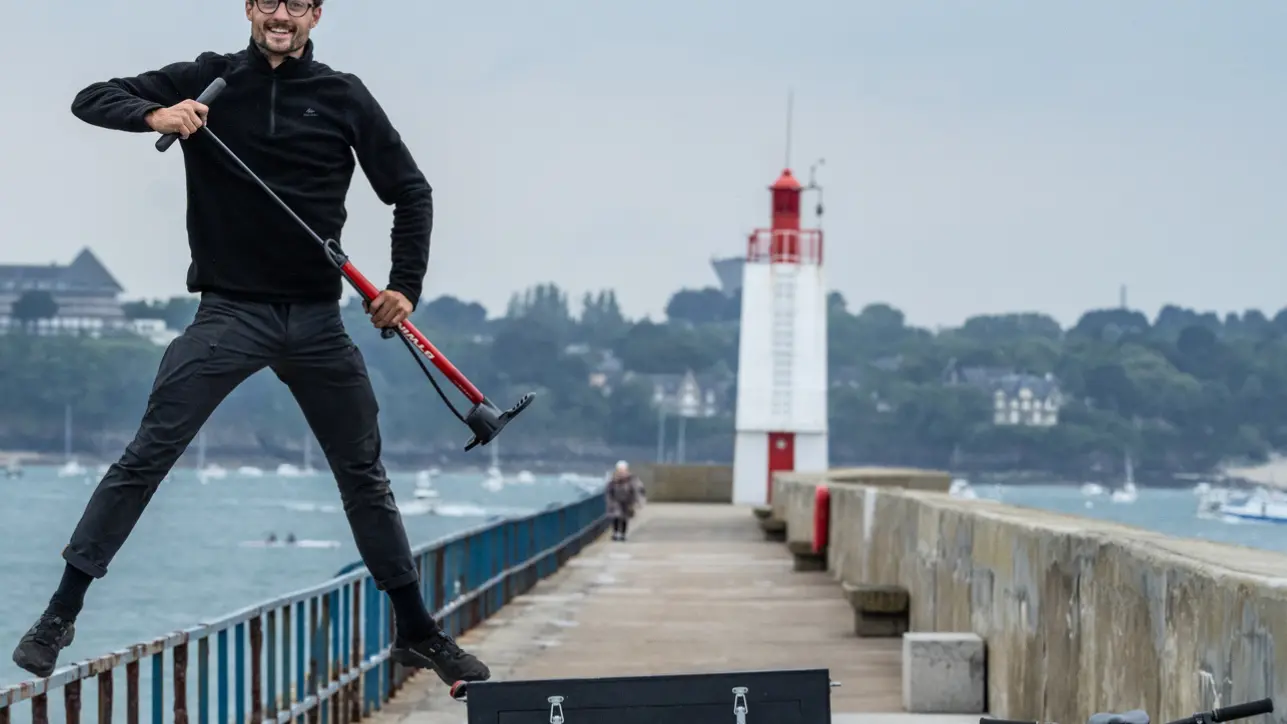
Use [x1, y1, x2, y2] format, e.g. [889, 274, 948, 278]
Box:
[0, 465, 599, 688]
[3, 471, 1284, 691]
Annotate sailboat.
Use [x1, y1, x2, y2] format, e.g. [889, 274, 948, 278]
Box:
[413, 468, 440, 499]
[1110, 451, 1138, 503]
[195, 430, 227, 483]
[301, 431, 318, 476]
[275, 431, 320, 477]
[1215, 487, 1287, 523]
[57, 403, 87, 478]
[482, 440, 504, 492]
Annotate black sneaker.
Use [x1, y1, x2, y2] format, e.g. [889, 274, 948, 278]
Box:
[12, 612, 75, 678]
[391, 630, 491, 685]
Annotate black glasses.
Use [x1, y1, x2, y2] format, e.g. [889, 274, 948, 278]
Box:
[254, 0, 314, 17]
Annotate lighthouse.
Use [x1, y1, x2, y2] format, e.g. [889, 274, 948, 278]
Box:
[731, 167, 828, 505]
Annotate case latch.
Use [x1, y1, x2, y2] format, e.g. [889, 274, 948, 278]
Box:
[548, 695, 565, 724]
[733, 686, 749, 723]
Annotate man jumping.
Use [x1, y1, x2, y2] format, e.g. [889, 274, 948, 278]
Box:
[11, 0, 491, 687]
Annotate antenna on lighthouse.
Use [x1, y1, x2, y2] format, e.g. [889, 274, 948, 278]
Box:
[784, 88, 794, 169]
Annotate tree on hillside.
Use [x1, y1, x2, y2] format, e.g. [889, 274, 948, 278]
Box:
[829, 302, 925, 366]
[121, 296, 199, 331]
[1153, 305, 1222, 339]
[162, 296, 199, 331]
[505, 283, 575, 343]
[490, 315, 565, 386]
[579, 290, 629, 345]
[415, 295, 488, 332]
[613, 321, 718, 374]
[122, 299, 166, 321]
[1069, 308, 1150, 343]
[10, 290, 59, 331]
[665, 287, 738, 326]
[957, 313, 1063, 343]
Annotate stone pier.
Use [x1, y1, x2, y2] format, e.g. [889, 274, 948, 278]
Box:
[367, 503, 945, 724]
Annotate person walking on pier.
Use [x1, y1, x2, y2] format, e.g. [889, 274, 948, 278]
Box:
[11, 0, 490, 688]
[606, 461, 645, 541]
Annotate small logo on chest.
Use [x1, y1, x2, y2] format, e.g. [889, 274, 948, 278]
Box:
[303, 107, 318, 117]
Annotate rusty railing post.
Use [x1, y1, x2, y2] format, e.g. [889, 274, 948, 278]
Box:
[307, 597, 320, 724]
[250, 616, 264, 724]
[31, 694, 48, 724]
[125, 660, 139, 724]
[349, 580, 362, 724]
[173, 642, 188, 724]
[95, 670, 111, 724]
[64, 679, 81, 724]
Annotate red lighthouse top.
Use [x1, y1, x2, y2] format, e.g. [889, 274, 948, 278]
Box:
[747, 168, 822, 265]
[771, 169, 802, 191]
[770, 169, 802, 232]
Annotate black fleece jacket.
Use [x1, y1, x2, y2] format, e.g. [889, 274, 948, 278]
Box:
[70, 39, 433, 308]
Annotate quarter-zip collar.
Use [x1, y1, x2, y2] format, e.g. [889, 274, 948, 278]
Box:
[245, 37, 315, 76]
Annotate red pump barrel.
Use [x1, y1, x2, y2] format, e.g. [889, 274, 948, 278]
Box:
[813, 483, 830, 555]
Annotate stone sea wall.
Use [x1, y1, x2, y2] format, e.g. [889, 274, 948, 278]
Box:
[773, 476, 1286, 724]
[635, 463, 733, 503]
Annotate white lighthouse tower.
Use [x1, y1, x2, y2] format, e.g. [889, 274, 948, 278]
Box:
[731, 167, 829, 505]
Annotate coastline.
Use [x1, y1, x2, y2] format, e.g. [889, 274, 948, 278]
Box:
[8, 446, 1285, 488]
[0, 448, 617, 476]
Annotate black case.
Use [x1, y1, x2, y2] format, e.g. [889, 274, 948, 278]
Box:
[463, 667, 833, 723]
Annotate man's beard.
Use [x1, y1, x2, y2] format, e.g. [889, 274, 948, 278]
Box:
[256, 26, 303, 55]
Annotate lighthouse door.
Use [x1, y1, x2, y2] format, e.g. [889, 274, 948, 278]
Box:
[766, 432, 795, 502]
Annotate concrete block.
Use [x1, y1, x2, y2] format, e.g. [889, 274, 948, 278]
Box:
[843, 583, 909, 637]
[758, 516, 786, 541]
[843, 582, 908, 612]
[901, 632, 985, 714]
[759, 517, 786, 532]
[856, 613, 907, 637]
[793, 553, 826, 571]
[787, 540, 827, 571]
[786, 540, 814, 555]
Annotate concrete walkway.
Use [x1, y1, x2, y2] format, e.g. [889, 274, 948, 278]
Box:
[368, 503, 977, 724]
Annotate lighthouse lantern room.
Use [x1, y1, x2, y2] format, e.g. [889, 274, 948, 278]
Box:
[732, 167, 829, 506]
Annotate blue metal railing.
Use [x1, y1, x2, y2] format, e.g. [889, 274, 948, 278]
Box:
[1, 493, 607, 724]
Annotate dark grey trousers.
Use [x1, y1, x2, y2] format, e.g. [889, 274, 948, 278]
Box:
[61, 292, 419, 591]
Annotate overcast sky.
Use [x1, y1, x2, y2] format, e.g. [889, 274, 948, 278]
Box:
[2, 1, 1282, 328]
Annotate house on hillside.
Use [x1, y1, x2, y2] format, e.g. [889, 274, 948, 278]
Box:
[640, 370, 732, 419]
[586, 349, 626, 392]
[583, 348, 734, 418]
[0, 248, 128, 335]
[944, 362, 1064, 427]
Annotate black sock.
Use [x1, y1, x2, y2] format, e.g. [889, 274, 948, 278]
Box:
[48, 563, 94, 620]
[387, 582, 437, 643]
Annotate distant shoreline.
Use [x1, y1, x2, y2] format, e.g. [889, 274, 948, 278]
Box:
[6, 446, 1281, 488]
[0, 448, 618, 476]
